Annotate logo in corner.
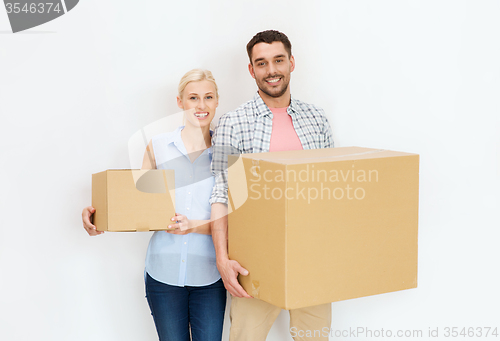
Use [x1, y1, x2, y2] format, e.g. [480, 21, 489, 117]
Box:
[4, 0, 79, 33]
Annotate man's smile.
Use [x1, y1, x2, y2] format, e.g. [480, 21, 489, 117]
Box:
[265, 76, 282, 85]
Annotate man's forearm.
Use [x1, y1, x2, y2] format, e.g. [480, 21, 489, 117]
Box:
[211, 202, 229, 262]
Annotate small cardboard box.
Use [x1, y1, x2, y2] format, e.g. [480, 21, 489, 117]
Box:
[92, 169, 175, 232]
[227, 147, 419, 310]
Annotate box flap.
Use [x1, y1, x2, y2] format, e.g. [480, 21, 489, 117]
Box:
[238, 147, 418, 165]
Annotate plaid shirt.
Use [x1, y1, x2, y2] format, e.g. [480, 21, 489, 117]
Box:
[209, 92, 335, 205]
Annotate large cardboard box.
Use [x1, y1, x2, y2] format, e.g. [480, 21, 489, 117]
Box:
[92, 169, 175, 232]
[228, 147, 419, 310]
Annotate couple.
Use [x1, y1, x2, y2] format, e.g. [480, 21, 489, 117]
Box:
[82, 30, 334, 341]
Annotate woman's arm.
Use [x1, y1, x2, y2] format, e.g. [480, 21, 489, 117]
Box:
[188, 220, 211, 235]
[166, 216, 212, 235]
[144, 140, 212, 235]
[141, 140, 156, 170]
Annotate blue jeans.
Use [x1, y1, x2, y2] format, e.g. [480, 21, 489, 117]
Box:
[145, 272, 226, 341]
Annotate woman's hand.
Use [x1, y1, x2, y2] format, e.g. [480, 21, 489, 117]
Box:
[166, 213, 194, 235]
[82, 206, 104, 236]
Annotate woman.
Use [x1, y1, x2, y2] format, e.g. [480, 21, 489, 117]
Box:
[82, 69, 226, 341]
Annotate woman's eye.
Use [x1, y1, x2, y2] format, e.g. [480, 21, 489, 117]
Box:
[190, 96, 197, 100]
[206, 96, 213, 100]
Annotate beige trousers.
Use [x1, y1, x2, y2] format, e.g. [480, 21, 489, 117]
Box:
[229, 297, 332, 341]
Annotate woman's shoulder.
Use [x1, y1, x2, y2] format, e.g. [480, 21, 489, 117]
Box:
[151, 126, 183, 145]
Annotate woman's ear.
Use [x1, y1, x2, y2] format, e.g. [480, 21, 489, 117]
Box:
[177, 96, 183, 109]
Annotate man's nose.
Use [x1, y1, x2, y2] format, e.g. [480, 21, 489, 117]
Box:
[267, 62, 277, 75]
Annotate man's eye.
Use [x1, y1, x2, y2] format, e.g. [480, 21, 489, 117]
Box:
[258, 62, 265, 66]
[276, 59, 283, 63]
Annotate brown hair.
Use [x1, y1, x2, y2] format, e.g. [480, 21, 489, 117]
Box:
[246, 30, 292, 63]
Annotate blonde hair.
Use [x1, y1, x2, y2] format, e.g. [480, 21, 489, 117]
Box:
[178, 69, 219, 99]
[178, 69, 218, 131]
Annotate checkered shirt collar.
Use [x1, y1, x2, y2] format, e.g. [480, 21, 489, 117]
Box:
[252, 91, 299, 117]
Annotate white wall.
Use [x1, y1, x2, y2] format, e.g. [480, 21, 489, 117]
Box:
[1, 1, 499, 340]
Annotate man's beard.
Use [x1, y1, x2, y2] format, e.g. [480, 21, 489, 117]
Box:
[258, 74, 290, 98]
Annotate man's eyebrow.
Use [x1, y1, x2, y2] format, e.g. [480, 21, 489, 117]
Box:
[253, 54, 287, 63]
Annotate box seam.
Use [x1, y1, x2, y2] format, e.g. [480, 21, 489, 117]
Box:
[244, 149, 419, 165]
[105, 171, 109, 231]
[284, 164, 288, 309]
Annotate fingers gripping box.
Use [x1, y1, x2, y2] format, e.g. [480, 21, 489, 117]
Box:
[227, 147, 419, 310]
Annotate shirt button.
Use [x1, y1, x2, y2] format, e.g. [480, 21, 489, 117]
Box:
[182, 260, 185, 263]
[184, 242, 187, 245]
[186, 208, 190, 210]
[188, 192, 191, 195]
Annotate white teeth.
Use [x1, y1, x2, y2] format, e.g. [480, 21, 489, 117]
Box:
[267, 78, 280, 83]
[195, 113, 208, 117]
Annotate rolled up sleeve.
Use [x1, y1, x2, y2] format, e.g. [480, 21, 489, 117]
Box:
[210, 114, 241, 205]
[321, 110, 335, 149]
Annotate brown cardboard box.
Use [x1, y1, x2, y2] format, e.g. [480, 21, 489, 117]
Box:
[92, 169, 175, 232]
[228, 147, 419, 310]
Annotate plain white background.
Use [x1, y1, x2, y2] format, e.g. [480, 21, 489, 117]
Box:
[1, 1, 499, 340]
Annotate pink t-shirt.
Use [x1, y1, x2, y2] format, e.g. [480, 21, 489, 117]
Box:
[269, 107, 303, 152]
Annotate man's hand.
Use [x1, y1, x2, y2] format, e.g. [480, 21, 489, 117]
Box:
[82, 206, 104, 236]
[217, 258, 252, 298]
[211, 203, 250, 297]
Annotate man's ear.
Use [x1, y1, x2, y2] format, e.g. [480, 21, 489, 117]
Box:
[248, 62, 256, 79]
[290, 55, 295, 73]
[177, 96, 183, 109]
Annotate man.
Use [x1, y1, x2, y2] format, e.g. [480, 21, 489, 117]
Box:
[210, 30, 334, 341]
